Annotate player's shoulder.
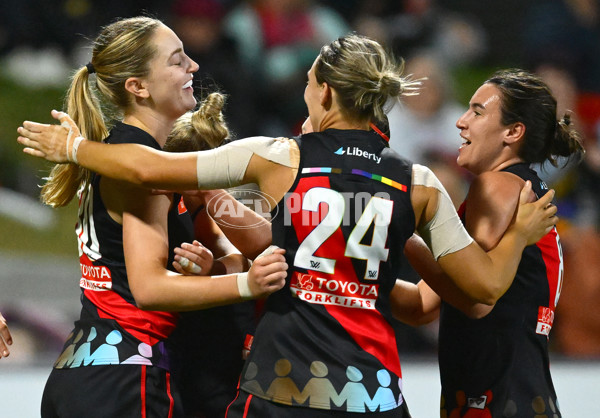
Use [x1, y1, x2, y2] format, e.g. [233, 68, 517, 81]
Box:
[471, 171, 523, 197]
[466, 171, 524, 213]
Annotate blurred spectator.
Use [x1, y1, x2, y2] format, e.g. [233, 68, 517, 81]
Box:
[347, 0, 400, 44]
[388, 51, 464, 162]
[439, 0, 535, 66]
[532, 64, 583, 187]
[0, 0, 172, 56]
[318, 0, 363, 24]
[387, 51, 469, 206]
[223, 0, 350, 134]
[0, 0, 93, 56]
[168, 0, 262, 137]
[533, 62, 600, 359]
[524, 1, 600, 230]
[555, 227, 600, 358]
[0, 306, 68, 365]
[354, 0, 487, 68]
[522, 0, 600, 93]
[1, 0, 172, 87]
[535, 63, 600, 229]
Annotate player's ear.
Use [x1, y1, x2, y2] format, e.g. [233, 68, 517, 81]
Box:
[505, 122, 525, 145]
[320, 82, 332, 108]
[125, 77, 150, 99]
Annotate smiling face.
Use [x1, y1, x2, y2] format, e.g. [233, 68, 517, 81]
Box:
[142, 24, 199, 120]
[455, 83, 517, 175]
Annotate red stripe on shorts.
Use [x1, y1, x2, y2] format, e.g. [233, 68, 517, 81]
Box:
[243, 393, 253, 417]
[166, 371, 174, 418]
[141, 365, 147, 418]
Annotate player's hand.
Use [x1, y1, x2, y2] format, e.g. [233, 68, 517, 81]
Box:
[17, 110, 82, 163]
[172, 240, 214, 275]
[514, 181, 558, 245]
[246, 246, 287, 298]
[0, 312, 13, 359]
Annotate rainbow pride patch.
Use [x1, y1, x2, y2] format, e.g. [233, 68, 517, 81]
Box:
[301, 167, 407, 192]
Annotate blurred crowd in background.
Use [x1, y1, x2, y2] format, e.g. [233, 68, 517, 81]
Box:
[1, 0, 600, 364]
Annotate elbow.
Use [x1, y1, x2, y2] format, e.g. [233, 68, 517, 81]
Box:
[131, 287, 162, 311]
[112, 164, 148, 187]
[132, 168, 156, 188]
[462, 303, 494, 319]
[134, 296, 158, 311]
[408, 314, 436, 327]
[481, 283, 504, 306]
[466, 311, 489, 320]
[475, 292, 497, 307]
[467, 281, 503, 306]
[457, 271, 502, 305]
[391, 307, 438, 327]
[392, 314, 421, 328]
[135, 300, 154, 311]
[467, 282, 501, 316]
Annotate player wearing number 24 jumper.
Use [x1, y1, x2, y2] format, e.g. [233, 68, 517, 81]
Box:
[18, 34, 558, 417]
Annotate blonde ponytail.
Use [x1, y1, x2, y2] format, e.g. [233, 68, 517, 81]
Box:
[41, 67, 108, 207]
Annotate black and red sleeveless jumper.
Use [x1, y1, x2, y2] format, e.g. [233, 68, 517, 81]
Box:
[237, 129, 415, 414]
[439, 163, 563, 417]
[55, 122, 193, 369]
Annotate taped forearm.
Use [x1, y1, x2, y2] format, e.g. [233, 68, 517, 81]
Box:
[196, 136, 295, 189]
[413, 164, 473, 259]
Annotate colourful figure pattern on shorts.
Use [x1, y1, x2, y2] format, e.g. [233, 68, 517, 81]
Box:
[53, 326, 160, 368]
[245, 359, 404, 412]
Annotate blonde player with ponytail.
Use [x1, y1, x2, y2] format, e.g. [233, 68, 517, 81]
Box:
[28, 16, 286, 418]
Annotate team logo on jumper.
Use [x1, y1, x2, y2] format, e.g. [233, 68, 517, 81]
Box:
[335, 146, 381, 164]
[290, 272, 378, 309]
[536, 306, 554, 336]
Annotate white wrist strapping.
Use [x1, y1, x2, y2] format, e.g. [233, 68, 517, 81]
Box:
[69, 136, 85, 164]
[61, 116, 84, 164]
[236, 245, 279, 299]
[236, 272, 252, 299]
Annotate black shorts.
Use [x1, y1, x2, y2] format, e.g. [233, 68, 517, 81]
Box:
[41, 365, 184, 418]
[225, 390, 411, 418]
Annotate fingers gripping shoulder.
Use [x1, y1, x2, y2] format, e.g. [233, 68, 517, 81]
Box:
[412, 164, 473, 259]
[195, 136, 296, 189]
[233, 136, 296, 167]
